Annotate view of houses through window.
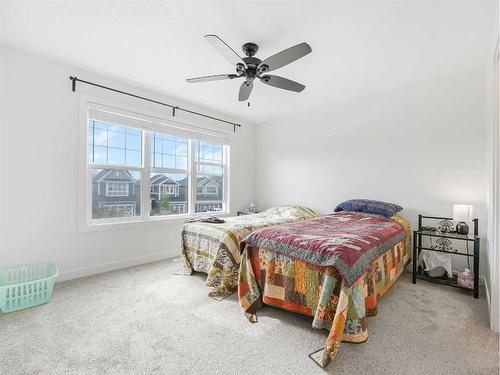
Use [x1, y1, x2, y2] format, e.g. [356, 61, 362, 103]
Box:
[150, 173, 188, 216]
[92, 168, 141, 219]
[194, 140, 224, 213]
[88, 117, 227, 222]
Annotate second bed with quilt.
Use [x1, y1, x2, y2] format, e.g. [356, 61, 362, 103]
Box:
[180, 206, 318, 300]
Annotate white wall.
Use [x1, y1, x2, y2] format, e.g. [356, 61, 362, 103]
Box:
[0, 46, 256, 280]
[256, 68, 489, 276]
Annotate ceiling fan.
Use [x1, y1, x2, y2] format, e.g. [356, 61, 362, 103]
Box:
[186, 35, 312, 102]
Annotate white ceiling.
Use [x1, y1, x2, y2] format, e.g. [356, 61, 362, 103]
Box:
[0, 0, 497, 124]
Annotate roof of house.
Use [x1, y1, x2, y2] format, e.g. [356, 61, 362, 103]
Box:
[197, 176, 223, 187]
[150, 174, 180, 186]
[94, 169, 136, 183]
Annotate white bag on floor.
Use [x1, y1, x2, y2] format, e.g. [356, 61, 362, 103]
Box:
[420, 250, 453, 278]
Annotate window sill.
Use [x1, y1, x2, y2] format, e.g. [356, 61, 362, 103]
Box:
[79, 211, 231, 232]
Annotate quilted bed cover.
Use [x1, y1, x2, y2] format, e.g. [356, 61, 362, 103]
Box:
[180, 206, 318, 300]
[238, 212, 411, 368]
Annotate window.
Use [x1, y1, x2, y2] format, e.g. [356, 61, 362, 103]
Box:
[172, 204, 186, 214]
[98, 203, 135, 217]
[149, 131, 189, 217]
[150, 172, 188, 216]
[88, 121, 142, 166]
[194, 141, 225, 213]
[106, 182, 129, 197]
[88, 119, 142, 220]
[205, 186, 218, 195]
[161, 185, 178, 196]
[83, 103, 229, 227]
[164, 186, 175, 195]
[195, 202, 223, 212]
[151, 133, 188, 170]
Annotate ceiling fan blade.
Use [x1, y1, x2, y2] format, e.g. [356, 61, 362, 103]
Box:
[258, 42, 312, 72]
[239, 81, 253, 101]
[186, 74, 238, 83]
[204, 34, 245, 66]
[260, 75, 305, 92]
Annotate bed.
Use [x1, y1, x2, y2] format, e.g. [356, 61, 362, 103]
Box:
[180, 206, 318, 300]
[238, 211, 411, 368]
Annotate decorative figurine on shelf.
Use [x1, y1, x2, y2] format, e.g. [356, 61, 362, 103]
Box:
[453, 204, 474, 235]
[432, 238, 456, 253]
[437, 219, 454, 233]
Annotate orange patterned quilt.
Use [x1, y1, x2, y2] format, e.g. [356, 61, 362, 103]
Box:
[238, 215, 411, 368]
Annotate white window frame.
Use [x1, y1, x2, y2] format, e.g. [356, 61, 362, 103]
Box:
[193, 141, 227, 214]
[78, 96, 231, 231]
[105, 182, 129, 197]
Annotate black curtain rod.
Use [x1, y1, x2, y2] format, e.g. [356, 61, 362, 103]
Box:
[69, 76, 241, 132]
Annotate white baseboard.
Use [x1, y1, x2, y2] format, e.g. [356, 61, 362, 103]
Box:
[57, 251, 175, 282]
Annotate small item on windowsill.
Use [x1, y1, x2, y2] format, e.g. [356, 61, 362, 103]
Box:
[186, 216, 225, 224]
[245, 203, 257, 214]
[457, 268, 474, 289]
[199, 216, 225, 224]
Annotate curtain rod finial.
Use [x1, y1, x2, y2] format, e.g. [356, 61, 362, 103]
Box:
[70, 76, 77, 92]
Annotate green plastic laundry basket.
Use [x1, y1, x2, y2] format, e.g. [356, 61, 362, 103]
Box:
[0, 263, 58, 313]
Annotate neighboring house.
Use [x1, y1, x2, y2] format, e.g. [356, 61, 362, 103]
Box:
[92, 169, 141, 218]
[195, 176, 223, 212]
[93, 169, 224, 217]
[150, 174, 187, 214]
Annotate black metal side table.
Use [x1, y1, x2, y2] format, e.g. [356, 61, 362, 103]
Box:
[412, 215, 480, 298]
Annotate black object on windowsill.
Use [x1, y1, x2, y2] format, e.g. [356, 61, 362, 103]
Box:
[237, 210, 260, 216]
[186, 216, 225, 224]
[199, 217, 225, 224]
[412, 214, 480, 298]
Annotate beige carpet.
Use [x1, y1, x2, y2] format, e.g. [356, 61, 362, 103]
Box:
[0, 258, 498, 375]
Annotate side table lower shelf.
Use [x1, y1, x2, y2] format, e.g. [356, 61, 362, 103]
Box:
[415, 271, 476, 294]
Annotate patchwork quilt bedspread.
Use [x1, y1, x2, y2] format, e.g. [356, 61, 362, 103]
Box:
[238, 214, 411, 368]
[180, 206, 318, 300]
